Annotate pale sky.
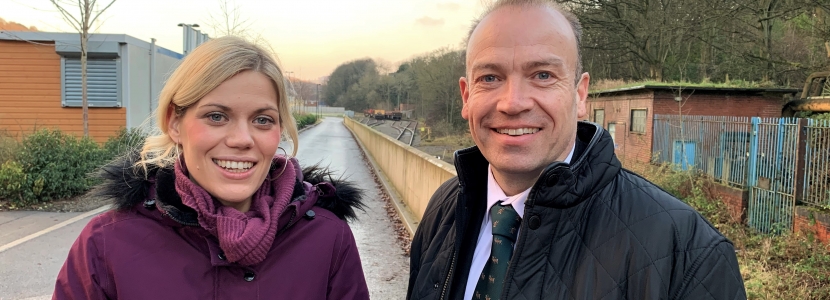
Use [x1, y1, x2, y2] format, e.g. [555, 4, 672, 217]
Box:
[2, 0, 487, 82]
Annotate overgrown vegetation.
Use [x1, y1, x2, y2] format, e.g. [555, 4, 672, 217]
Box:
[560, 0, 830, 85]
[589, 78, 782, 93]
[418, 134, 475, 148]
[324, 49, 467, 138]
[634, 162, 830, 299]
[293, 113, 319, 129]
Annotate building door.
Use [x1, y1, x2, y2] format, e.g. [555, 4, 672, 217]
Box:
[672, 140, 696, 170]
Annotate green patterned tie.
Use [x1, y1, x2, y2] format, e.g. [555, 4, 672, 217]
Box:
[473, 201, 521, 300]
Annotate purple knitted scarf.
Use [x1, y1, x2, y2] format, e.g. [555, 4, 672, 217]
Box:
[174, 156, 296, 266]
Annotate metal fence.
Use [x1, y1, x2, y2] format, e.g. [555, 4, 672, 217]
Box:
[653, 115, 830, 234]
[747, 118, 800, 233]
[803, 119, 830, 208]
[291, 106, 346, 115]
[653, 115, 752, 188]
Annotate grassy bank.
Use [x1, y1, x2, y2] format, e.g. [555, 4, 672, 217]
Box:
[635, 162, 830, 299]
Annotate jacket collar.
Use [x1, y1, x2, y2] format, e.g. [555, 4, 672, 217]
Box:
[453, 121, 621, 210]
[94, 152, 365, 224]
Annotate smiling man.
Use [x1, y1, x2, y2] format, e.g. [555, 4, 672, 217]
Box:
[406, 1, 746, 299]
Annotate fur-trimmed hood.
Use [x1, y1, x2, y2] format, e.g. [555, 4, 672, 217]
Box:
[94, 151, 364, 222]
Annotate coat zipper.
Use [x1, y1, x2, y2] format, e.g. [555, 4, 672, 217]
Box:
[158, 205, 200, 226]
[439, 249, 457, 300]
[440, 189, 464, 300]
[276, 206, 298, 237]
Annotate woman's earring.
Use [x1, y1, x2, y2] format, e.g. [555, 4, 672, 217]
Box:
[277, 147, 287, 157]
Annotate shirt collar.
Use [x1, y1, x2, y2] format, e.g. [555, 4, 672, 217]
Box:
[485, 143, 576, 218]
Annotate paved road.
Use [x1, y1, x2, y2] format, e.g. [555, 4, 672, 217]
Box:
[0, 117, 409, 299]
[287, 117, 410, 299]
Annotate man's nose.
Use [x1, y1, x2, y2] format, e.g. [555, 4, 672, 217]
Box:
[496, 76, 533, 115]
[226, 122, 254, 148]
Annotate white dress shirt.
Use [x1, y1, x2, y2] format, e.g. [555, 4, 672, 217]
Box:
[463, 145, 575, 300]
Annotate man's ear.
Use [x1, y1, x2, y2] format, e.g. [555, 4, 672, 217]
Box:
[167, 105, 182, 144]
[460, 76, 470, 120]
[575, 72, 590, 119]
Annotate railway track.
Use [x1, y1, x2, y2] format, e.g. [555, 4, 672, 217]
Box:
[355, 117, 418, 146]
[396, 120, 418, 146]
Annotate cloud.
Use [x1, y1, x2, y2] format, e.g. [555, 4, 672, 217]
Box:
[436, 2, 461, 11]
[0, 17, 39, 31]
[415, 16, 445, 27]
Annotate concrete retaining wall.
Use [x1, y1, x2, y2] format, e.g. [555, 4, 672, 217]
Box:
[343, 117, 456, 221]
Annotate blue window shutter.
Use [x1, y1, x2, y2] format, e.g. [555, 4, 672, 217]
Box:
[64, 58, 119, 107]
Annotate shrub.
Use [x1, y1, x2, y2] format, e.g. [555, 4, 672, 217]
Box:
[0, 160, 25, 203]
[15, 129, 110, 204]
[0, 131, 18, 164]
[294, 113, 318, 129]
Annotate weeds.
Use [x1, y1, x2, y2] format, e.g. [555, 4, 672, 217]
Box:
[630, 161, 830, 299]
[0, 130, 18, 164]
[418, 134, 475, 148]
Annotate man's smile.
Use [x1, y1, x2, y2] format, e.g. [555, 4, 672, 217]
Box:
[494, 128, 541, 136]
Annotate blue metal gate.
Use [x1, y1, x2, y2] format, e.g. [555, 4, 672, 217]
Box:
[747, 117, 800, 234]
[673, 140, 696, 170]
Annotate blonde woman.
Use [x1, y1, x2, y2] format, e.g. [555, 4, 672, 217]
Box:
[54, 36, 369, 299]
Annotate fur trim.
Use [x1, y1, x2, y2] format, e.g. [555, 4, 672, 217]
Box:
[94, 151, 157, 211]
[94, 152, 365, 221]
[302, 164, 365, 221]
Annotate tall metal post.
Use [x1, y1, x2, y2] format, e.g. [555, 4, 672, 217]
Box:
[177, 23, 200, 56]
[748, 117, 760, 188]
[316, 84, 321, 118]
[150, 38, 157, 114]
[286, 71, 294, 113]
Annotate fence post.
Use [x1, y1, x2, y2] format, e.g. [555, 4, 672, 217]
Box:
[747, 117, 760, 188]
[793, 118, 808, 203]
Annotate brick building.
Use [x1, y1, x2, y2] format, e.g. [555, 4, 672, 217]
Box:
[586, 85, 798, 165]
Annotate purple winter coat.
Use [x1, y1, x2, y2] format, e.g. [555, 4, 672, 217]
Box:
[53, 154, 369, 299]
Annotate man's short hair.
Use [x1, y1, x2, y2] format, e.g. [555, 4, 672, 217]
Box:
[465, 0, 584, 83]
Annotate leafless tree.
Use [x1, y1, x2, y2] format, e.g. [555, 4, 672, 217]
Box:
[50, 0, 117, 137]
[203, 0, 274, 56]
[205, 0, 251, 37]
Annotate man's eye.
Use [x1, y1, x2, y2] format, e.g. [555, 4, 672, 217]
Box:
[537, 72, 551, 80]
[482, 75, 497, 82]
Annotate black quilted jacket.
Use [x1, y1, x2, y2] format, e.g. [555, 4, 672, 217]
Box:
[407, 122, 746, 300]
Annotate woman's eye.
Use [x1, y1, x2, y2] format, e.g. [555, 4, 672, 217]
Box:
[254, 117, 274, 125]
[537, 72, 551, 80]
[207, 113, 225, 122]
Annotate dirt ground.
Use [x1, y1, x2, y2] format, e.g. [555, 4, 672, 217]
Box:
[416, 145, 458, 164]
[0, 192, 109, 212]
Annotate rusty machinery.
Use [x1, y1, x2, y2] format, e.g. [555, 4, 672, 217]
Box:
[781, 43, 830, 117]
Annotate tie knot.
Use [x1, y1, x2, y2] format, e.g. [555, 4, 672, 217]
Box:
[490, 202, 521, 241]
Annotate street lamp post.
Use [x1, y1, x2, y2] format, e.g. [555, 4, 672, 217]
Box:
[177, 23, 200, 56]
[285, 71, 295, 113]
[316, 84, 321, 119]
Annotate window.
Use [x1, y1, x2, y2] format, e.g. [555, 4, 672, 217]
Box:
[62, 57, 120, 107]
[607, 123, 616, 145]
[593, 109, 605, 128]
[630, 109, 647, 134]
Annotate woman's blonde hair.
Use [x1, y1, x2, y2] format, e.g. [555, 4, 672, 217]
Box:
[137, 36, 298, 172]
